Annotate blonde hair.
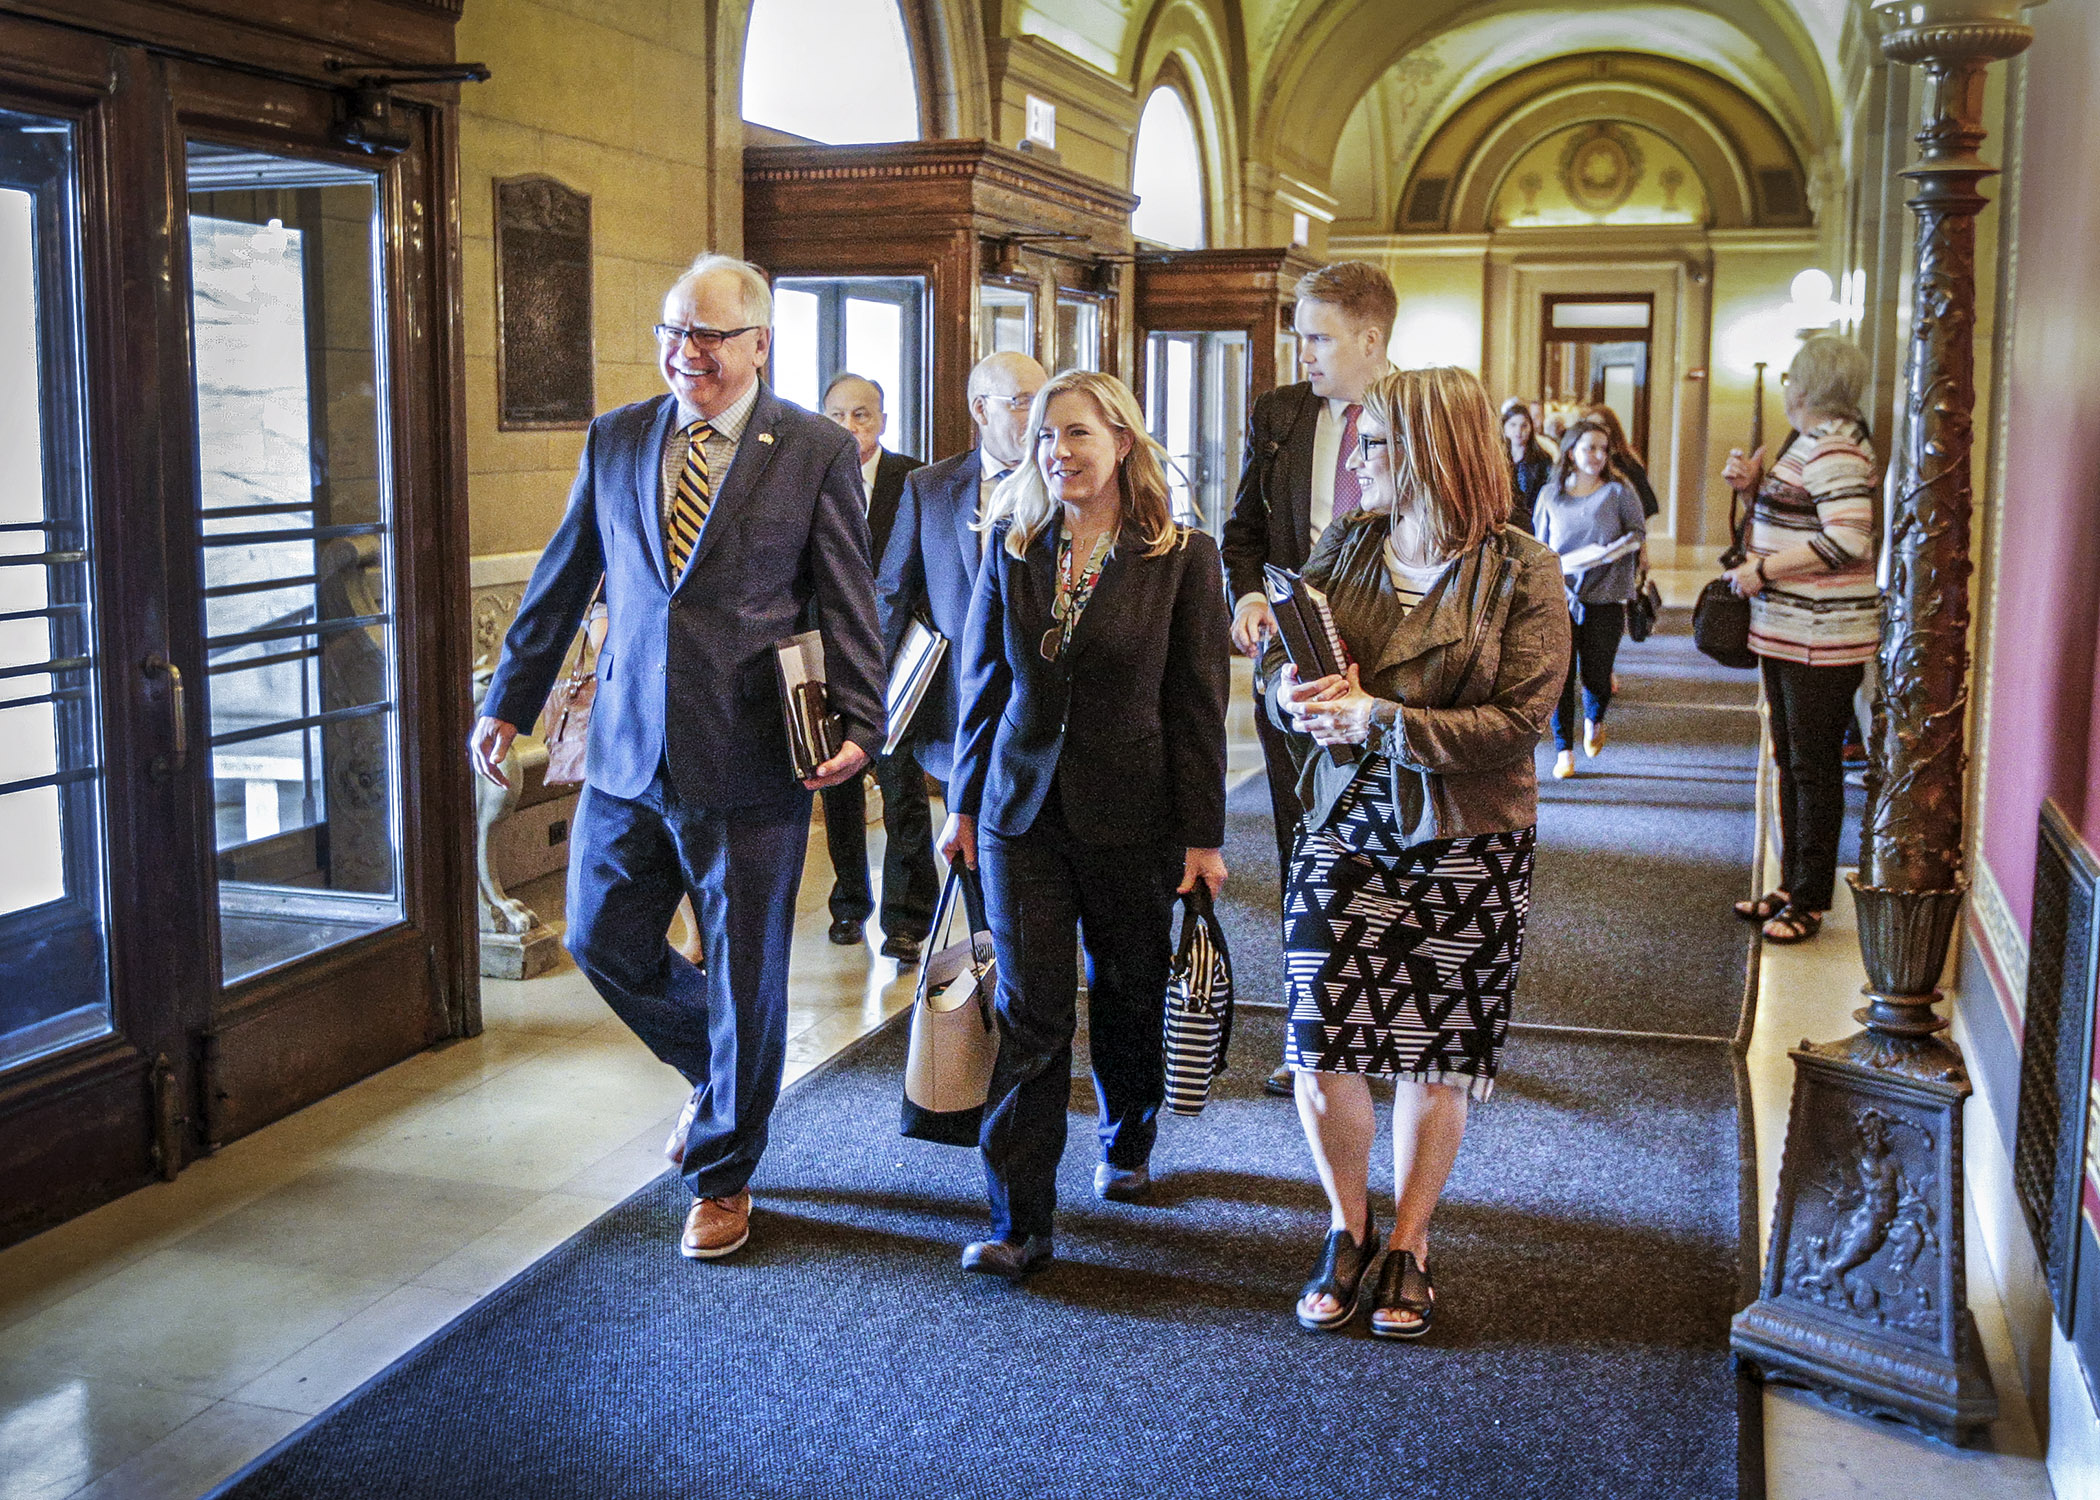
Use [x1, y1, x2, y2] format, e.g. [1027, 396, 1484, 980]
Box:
[1362, 366, 1509, 557]
[980, 370, 1178, 559]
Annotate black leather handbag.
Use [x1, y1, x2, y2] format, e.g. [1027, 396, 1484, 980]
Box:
[1692, 494, 1756, 670]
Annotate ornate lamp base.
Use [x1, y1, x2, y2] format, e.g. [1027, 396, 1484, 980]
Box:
[1731, 1021, 1998, 1444]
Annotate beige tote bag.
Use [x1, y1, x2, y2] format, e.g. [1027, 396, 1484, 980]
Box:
[900, 861, 999, 1146]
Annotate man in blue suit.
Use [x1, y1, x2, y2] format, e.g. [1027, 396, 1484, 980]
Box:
[470, 255, 883, 1261]
[875, 351, 1047, 794]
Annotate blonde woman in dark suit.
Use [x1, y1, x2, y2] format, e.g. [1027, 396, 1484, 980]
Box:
[939, 370, 1231, 1280]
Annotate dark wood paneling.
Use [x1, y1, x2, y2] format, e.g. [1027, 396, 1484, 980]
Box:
[202, 928, 442, 1146]
[745, 140, 1137, 463]
[1134, 247, 1324, 400]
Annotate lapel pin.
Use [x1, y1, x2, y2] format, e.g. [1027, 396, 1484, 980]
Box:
[758, 432, 775, 445]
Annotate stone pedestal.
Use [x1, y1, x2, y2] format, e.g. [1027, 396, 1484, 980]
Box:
[1731, 1025, 1996, 1443]
[478, 922, 563, 981]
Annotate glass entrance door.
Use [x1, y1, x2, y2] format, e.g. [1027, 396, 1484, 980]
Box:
[1144, 329, 1247, 540]
[0, 105, 111, 1073]
[184, 142, 404, 986]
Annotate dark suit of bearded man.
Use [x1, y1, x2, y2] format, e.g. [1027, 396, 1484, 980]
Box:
[473, 256, 884, 1261]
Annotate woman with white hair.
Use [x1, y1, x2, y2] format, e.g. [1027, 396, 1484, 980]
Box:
[939, 370, 1231, 1279]
[1722, 332, 1881, 944]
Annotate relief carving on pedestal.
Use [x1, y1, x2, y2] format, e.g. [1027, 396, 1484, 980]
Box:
[1787, 1107, 1942, 1338]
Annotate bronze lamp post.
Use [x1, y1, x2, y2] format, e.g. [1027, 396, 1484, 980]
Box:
[1729, 0, 2040, 1447]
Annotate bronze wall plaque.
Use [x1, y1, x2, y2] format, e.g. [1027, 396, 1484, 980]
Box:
[495, 175, 593, 429]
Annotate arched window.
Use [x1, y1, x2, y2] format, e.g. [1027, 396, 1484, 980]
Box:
[1131, 84, 1205, 249]
[742, 0, 920, 145]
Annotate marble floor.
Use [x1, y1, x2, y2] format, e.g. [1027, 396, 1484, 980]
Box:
[0, 619, 2060, 1500]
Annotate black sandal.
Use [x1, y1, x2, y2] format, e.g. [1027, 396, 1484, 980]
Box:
[1295, 1213, 1376, 1332]
[1762, 904, 1823, 944]
[1369, 1250, 1435, 1340]
[1734, 890, 1789, 922]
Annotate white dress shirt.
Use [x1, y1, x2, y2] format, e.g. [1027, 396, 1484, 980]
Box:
[976, 447, 1016, 555]
[859, 448, 882, 511]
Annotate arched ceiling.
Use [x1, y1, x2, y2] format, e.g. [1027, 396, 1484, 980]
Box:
[1247, 0, 1839, 188]
[1353, 52, 1810, 232]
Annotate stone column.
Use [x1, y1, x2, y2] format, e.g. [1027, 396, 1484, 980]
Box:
[1729, 0, 2038, 1447]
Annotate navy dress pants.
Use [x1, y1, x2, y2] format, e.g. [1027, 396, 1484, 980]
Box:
[566, 770, 810, 1201]
[823, 751, 939, 940]
[977, 794, 1179, 1240]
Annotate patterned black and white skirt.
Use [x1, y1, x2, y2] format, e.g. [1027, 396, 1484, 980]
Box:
[1282, 759, 1535, 1100]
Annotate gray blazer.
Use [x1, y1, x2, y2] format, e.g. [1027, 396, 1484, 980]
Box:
[1261, 516, 1570, 845]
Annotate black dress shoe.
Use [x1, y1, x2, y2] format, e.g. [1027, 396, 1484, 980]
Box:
[880, 932, 924, 965]
[960, 1235, 1053, 1281]
[1093, 1162, 1151, 1203]
[1264, 1064, 1296, 1098]
[828, 918, 865, 947]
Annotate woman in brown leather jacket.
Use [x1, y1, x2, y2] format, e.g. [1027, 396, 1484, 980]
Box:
[1264, 366, 1569, 1339]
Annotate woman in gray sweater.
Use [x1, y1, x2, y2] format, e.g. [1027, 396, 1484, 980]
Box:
[1533, 419, 1647, 780]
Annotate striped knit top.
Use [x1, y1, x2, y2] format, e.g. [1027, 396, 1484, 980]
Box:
[1747, 418, 1880, 667]
[1380, 538, 1449, 615]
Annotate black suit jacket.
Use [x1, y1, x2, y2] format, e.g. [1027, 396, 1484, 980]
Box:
[865, 449, 921, 564]
[485, 386, 885, 808]
[951, 521, 1230, 848]
[874, 447, 987, 782]
[1220, 381, 1322, 604]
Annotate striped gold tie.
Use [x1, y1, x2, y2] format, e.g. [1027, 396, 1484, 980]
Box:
[667, 419, 715, 576]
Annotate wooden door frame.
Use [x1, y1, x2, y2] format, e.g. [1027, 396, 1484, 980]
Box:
[0, 6, 471, 1248]
[163, 58, 473, 1150]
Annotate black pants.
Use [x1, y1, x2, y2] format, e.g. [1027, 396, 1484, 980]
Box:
[976, 792, 1177, 1240]
[1761, 655, 1865, 912]
[1553, 602, 1626, 751]
[1253, 684, 1303, 877]
[822, 751, 939, 940]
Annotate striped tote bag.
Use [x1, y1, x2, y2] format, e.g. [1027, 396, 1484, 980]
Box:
[1163, 883, 1234, 1117]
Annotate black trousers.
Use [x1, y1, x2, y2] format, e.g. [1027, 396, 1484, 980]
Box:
[1761, 655, 1865, 912]
[1253, 685, 1303, 877]
[822, 750, 939, 939]
[1553, 601, 1626, 751]
[976, 792, 1178, 1240]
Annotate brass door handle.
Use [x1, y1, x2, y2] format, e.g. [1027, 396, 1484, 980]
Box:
[143, 653, 187, 770]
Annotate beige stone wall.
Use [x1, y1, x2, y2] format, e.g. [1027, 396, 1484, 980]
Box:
[455, 0, 720, 557]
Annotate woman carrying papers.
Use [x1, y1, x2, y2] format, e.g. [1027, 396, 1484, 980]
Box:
[1533, 418, 1648, 779]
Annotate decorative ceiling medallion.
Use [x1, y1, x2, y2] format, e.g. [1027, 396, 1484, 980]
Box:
[1558, 123, 1645, 217]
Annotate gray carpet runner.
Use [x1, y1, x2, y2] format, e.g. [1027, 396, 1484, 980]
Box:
[214, 608, 1756, 1500]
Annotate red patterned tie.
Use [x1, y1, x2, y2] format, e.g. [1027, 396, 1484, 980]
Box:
[1332, 403, 1364, 520]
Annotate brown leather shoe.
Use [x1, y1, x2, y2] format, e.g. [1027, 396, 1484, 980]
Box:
[680, 1190, 751, 1260]
[663, 1092, 699, 1168]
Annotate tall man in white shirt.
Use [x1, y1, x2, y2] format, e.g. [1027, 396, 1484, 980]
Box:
[1218, 261, 1399, 1096]
[820, 373, 935, 961]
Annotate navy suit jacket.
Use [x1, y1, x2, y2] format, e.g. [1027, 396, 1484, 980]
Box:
[484, 386, 885, 808]
[950, 521, 1230, 849]
[873, 447, 987, 783]
[1219, 381, 1322, 604]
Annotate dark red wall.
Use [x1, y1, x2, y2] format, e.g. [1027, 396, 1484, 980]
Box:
[1980, 0, 2100, 937]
